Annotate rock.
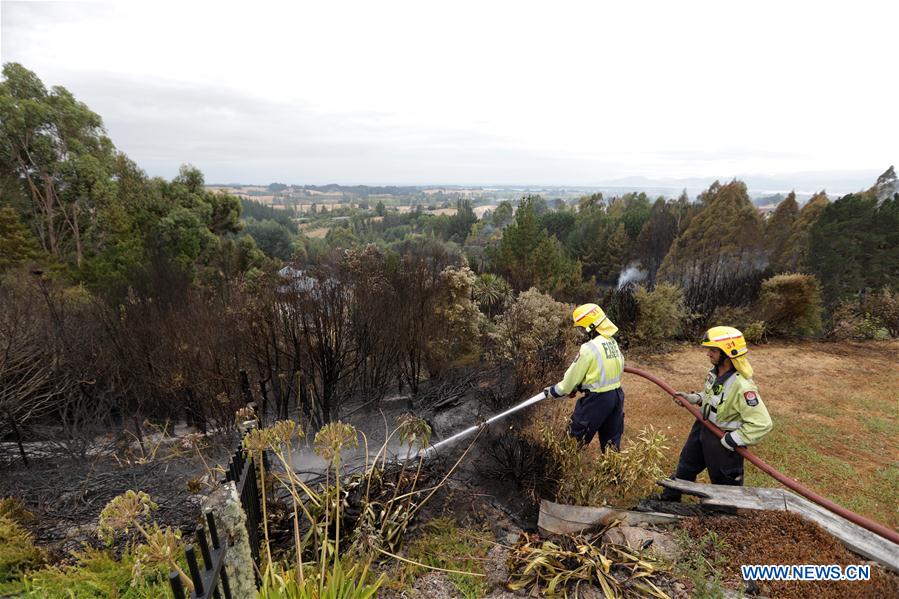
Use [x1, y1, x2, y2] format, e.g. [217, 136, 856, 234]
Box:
[484, 545, 510, 590]
[409, 571, 459, 599]
[602, 525, 680, 561]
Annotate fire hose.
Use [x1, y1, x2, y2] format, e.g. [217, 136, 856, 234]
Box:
[418, 365, 899, 545]
[624, 365, 899, 545]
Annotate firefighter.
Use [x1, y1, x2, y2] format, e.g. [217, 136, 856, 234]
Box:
[658, 326, 773, 501]
[544, 303, 625, 451]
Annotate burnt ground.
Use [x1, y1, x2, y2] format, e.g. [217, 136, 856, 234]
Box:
[681, 510, 899, 599]
[0, 435, 233, 562]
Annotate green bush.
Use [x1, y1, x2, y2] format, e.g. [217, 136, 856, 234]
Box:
[633, 283, 687, 346]
[742, 321, 767, 344]
[23, 548, 173, 599]
[489, 288, 575, 392]
[759, 273, 823, 337]
[541, 426, 668, 507]
[0, 516, 44, 592]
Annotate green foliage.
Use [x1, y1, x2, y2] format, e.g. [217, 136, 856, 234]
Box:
[473, 272, 512, 317]
[240, 198, 298, 233]
[673, 530, 730, 599]
[489, 288, 574, 375]
[259, 560, 384, 599]
[427, 266, 482, 373]
[21, 547, 174, 599]
[0, 205, 42, 270]
[808, 192, 899, 305]
[243, 218, 296, 260]
[659, 181, 765, 286]
[0, 502, 44, 590]
[780, 190, 828, 272]
[393, 518, 491, 599]
[765, 192, 799, 272]
[541, 427, 668, 507]
[493, 197, 584, 296]
[491, 200, 514, 228]
[759, 273, 823, 337]
[633, 283, 687, 346]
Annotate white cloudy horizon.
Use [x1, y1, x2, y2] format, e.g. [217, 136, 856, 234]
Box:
[2, 0, 897, 187]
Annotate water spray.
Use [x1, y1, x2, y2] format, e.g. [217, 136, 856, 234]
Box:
[417, 390, 546, 459]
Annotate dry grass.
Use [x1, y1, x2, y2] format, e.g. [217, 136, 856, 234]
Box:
[616, 339, 899, 528]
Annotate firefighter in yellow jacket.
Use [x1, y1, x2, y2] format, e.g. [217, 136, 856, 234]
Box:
[659, 326, 773, 501]
[544, 303, 625, 451]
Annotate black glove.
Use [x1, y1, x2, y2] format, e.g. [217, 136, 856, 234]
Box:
[543, 386, 561, 399]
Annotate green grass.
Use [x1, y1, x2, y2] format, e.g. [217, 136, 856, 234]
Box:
[860, 413, 896, 435]
[672, 530, 730, 599]
[747, 415, 897, 526]
[388, 517, 493, 599]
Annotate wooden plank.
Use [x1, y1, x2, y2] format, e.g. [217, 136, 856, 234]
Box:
[658, 479, 899, 573]
[538, 499, 681, 535]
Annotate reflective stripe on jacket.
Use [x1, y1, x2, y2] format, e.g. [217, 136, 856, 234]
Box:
[701, 368, 773, 446]
[553, 335, 624, 396]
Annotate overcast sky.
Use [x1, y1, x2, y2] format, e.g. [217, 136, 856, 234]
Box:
[2, 0, 897, 186]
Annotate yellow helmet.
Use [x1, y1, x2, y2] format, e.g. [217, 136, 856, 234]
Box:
[701, 326, 748, 358]
[572, 303, 608, 333]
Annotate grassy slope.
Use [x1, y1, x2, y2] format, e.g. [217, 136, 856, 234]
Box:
[615, 339, 898, 529]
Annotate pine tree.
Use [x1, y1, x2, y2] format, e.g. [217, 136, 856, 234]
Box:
[599, 222, 629, 281]
[659, 180, 765, 283]
[766, 192, 798, 272]
[0, 206, 42, 271]
[782, 191, 828, 272]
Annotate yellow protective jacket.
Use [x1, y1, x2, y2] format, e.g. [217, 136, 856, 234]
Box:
[551, 335, 624, 396]
[700, 369, 773, 446]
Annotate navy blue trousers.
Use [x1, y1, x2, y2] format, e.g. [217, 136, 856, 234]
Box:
[568, 387, 624, 451]
[660, 419, 745, 501]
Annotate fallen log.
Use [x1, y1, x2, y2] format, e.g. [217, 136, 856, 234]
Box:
[658, 479, 899, 573]
[538, 499, 681, 536]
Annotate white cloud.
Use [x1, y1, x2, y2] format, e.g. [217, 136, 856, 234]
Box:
[2, 0, 897, 184]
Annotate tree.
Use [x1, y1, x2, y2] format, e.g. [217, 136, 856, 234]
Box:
[0, 206, 42, 271]
[634, 199, 678, 286]
[473, 272, 512, 318]
[0, 63, 116, 265]
[658, 180, 766, 317]
[242, 219, 295, 260]
[759, 273, 823, 336]
[765, 192, 798, 272]
[493, 197, 584, 296]
[597, 222, 628, 282]
[808, 191, 899, 305]
[491, 201, 514, 228]
[445, 199, 477, 243]
[780, 191, 828, 272]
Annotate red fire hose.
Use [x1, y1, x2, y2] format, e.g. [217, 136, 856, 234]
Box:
[624, 365, 899, 545]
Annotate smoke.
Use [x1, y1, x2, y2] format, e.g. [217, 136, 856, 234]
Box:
[617, 263, 647, 289]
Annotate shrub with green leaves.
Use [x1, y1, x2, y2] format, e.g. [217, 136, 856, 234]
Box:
[541, 427, 668, 507]
[0, 504, 44, 591]
[633, 283, 687, 346]
[759, 273, 823, 337]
